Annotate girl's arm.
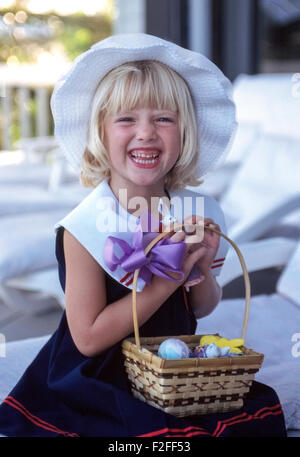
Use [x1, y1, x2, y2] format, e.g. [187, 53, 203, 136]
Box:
[63, 229, 182, 357]
[189, 271, 222, 318]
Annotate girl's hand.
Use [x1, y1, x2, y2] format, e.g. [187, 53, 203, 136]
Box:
[166, 216, 221, 286]
[184, 215, 221, 274]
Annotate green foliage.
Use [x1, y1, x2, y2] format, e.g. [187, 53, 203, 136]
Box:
[0, 6, 112, 147]
[55, 16, 111, 60]
[10, 121, 20, 144]
[0, 8, 112, 63]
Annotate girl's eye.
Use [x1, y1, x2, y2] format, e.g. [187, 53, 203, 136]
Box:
[157, 117, 174, 123]
[117, 117, 134, 122]
[115, 115, 175, 123]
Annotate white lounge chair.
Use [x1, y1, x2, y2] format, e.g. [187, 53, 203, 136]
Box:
[233, 73, 300, 140]
[187, 131, 300, 245]
[0, 161, 53, 188]
[192, 72, 299, 201]
[219, 133, 300, 243]
[0, 334, 50, 405]
[0, 148, 76, 190]
[0, 183, 85, 217]
[196, 236, 300, 434]
[191, 121, 260, 199]
[0, 176, 91, 313]
[0, 144, 91, 312]
[0, 210, 71, 313]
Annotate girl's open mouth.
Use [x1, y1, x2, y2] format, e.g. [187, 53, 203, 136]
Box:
[128, 151, 161, 168]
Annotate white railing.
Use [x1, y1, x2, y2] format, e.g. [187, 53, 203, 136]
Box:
[0, 63, 69, 151]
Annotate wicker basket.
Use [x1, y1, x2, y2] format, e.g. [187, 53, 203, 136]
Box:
[122, 223, 264, 417]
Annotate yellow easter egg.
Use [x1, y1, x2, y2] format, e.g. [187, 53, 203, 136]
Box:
[200, 335, 219, 346]
[229, 347, 242, 354]
[228, 339, 244, 348]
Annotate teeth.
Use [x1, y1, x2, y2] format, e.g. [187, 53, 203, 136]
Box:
[132, 157, 158, 164]
[130, 151, 159, 159]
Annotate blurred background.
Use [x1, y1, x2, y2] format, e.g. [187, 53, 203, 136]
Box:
[0, 0, 300, 436]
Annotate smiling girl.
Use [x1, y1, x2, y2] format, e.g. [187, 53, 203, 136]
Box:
[0, 34, 286, 438]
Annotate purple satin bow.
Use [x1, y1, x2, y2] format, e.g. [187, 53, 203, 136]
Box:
[104, 222, 186, 285]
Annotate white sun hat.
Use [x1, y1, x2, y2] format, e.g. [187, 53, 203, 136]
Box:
[50, 33, 237, 179]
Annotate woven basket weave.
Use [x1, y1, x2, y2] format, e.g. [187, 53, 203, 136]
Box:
[122, 224, 264, 417]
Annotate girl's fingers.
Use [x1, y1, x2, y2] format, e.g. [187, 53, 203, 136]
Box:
[183, 215, 204, 234]
[184, 246, 206, 271]
[184, 218, 205, 244]
[204, 219, 221, 234]
[169, 229, 186, 243]
[165, 216, 221, 237]
[181, 216, 221, 241]
[185, 231, 204, 244]
[184, 276, 205, 287]
[168, 217, 221, 253]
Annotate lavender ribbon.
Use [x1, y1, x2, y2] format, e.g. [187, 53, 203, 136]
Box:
[104, 222, 186, 285]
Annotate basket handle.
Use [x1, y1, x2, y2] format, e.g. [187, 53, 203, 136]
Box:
[131, 223, 250, 350]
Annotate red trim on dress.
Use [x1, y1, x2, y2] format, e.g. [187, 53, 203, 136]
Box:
[139, 425, 210, 437]
[120, 272, 132, 284]
[125, 276, 134, 287]
[211, 263, 224, 269]
[212, 403, 283, 437]
[3, 396, 79, 437]
[138, 403, 283, 437]
[213, 258, 225, 264]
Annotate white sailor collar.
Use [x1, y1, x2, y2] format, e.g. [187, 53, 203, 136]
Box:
[54, 178, 228, 292]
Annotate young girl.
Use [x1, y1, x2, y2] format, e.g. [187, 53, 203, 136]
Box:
[0, 34, 286, 437]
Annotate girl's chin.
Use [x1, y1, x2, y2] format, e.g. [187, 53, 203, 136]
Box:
[123, 173, 165, 191]
[128, 177, 159, 188]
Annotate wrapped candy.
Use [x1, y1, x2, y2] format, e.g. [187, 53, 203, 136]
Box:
[192, 342, 241, 358]
[199, 335, 244, 355]
[193, 345, 207, 358]
[157, 338, 190, 360]
[193, 343, 229, 358]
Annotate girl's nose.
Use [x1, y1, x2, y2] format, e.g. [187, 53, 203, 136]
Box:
[135, 121, 157, 141]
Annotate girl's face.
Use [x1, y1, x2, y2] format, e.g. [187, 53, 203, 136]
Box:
[103, 107, 181, 192]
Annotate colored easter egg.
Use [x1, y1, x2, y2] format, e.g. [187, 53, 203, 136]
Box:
[157, 338, 190, 360]
[205, 343, 221, 358]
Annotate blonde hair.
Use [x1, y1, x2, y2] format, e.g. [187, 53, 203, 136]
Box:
[80, 60, 202, 190]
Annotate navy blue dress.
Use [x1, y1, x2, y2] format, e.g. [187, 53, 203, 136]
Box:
[0, 227, 287, 437]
